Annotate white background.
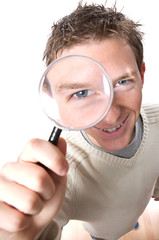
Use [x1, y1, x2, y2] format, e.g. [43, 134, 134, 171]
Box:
[0, 0, 158, 167]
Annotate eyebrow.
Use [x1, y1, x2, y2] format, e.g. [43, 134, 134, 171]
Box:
[112, 71, 137, 83]
[55, 82, 91, 94]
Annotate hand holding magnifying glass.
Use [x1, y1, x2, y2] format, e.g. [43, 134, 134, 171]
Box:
[39, 55, 113, 145]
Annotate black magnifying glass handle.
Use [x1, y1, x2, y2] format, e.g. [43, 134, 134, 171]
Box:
[49, 127, 62, 145]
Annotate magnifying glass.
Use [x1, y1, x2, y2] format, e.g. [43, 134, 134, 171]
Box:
[39, 55, 113, 145]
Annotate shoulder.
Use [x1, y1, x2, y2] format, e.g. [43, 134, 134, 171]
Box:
[141, 103, 159, 124]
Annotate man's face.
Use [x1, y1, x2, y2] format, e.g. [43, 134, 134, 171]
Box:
[58, 38, 145, 151]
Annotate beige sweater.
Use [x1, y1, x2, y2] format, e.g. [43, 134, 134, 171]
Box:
[40, 104, 159, 240]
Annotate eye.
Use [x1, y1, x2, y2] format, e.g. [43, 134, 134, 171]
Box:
[72, 90, 95, 98]
[115, 80, 129, 87]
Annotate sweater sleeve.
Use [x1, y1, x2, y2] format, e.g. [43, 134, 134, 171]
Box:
[38, 221, 62, 240]
[153, 177, 159, 198]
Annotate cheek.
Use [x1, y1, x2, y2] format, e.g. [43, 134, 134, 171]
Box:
[130, 88, 143, 110]
[123, 88, 143, 122]
[116, 87, 142, 110]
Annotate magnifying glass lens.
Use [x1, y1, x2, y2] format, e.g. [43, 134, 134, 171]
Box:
[39, 55, 113, 131]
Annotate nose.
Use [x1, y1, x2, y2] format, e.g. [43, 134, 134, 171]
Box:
[102, 100, 121, 126]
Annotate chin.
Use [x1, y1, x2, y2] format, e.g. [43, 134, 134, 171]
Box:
[88, 131, 134, 152]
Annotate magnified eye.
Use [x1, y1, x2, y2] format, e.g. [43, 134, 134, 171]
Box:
[73, 90, 95, 98]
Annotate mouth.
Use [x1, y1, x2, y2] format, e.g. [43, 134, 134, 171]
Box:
[99, 122, 124, 133]
[94, 116, 128, 135]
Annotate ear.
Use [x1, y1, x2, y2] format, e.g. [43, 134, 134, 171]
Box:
[140, 62, 146, 87]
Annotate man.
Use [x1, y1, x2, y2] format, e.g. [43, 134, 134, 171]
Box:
[0, 3, 159, 240]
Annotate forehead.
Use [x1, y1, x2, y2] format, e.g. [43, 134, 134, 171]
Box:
[58, 38, 138, 81]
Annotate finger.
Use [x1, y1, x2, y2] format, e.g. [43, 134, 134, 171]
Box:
[154, 198, 159, 201]
[20, 138, 68, 176]
[0, 175, 43, 215]
[34, 174, 67, 227]
[152, 195, 159, 201]
[1, 162, 55, 200]
[0, 202, 31, 232]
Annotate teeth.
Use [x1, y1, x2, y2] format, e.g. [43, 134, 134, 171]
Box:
[100, 122, 123, 133]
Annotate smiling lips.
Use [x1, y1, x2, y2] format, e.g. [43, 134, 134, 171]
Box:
[99, 122, 124, 133]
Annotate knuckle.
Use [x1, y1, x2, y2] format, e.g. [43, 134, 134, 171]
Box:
[34, 169, 48, 190]
[1, 162, 13, 173]
[26, 138, 42, 151]
[34, 169, 55, 199]
[24, 192, 43, 215]
[10, 212, 29, 232]
[0, 202, 29, 232]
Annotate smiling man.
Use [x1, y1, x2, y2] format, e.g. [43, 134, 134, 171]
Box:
[60, 38, 144, 152]
[0, 3, 159, 240]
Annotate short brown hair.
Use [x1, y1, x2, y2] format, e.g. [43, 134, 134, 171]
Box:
[43, 3, 144, 71]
